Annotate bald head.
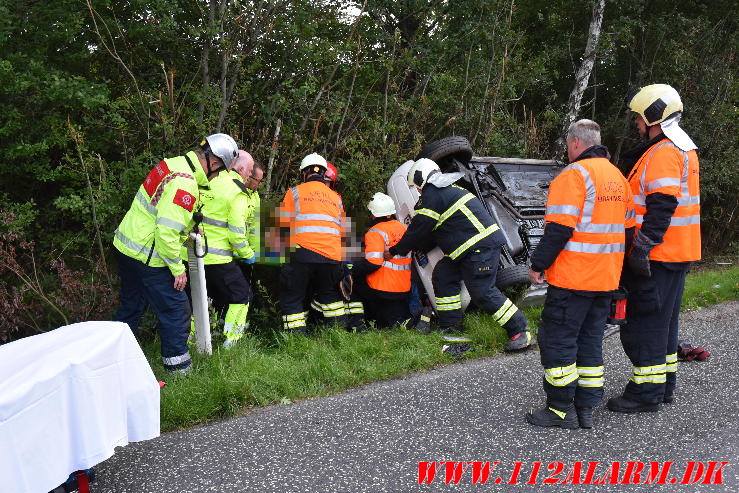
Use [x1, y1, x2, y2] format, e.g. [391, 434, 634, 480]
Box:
[233, 150, 255, 181]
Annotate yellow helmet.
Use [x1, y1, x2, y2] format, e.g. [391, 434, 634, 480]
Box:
[627, 84, 683, 126]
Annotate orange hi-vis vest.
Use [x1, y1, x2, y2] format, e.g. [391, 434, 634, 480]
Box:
[627, 138, 701, 262]
[364, 219, 412, 293]
[544, 157, 636, 291]
[279, 180, 345, 261]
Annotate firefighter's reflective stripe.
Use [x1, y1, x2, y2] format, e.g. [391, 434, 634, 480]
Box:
[416, 208, 440, 220]
[665, 352, 678, 373]
[311, 300, 346, 318]
[491, 297, 519, 326]
[365, 220, 412, 293]
[629, 139, 701, 262]
[207, 246, 234, 257]
[577, 365, 605, 388]
[630, 363, 667, 384]
[346, 301, 364, 315]
[279, 182, 344, 261]
[544, 157, 632, 291]
[282, 311, 308, 330]
[436, 294, 462, 311]
[448, 224, 500, 260]
[545, 363, 578, 387]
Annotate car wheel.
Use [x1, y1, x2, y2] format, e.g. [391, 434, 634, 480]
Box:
[496, 264, 531, 290]
[415, 136, 474, 171]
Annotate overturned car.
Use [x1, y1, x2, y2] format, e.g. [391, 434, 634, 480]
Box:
[387, 136, 564, 310]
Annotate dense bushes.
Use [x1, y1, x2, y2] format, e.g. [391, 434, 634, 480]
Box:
[0, 0, 735, 341]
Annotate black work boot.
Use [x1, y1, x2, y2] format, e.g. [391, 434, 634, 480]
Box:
[414, 306, 433, 334]
[576, 407, 593, 429]
[505, 330, 533, 351]
[525, 405, 579, 429]
[606, 396, 659, 413]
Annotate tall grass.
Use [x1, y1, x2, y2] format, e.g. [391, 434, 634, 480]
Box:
[143, 266, 738, 431]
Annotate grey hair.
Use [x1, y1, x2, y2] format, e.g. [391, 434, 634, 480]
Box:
[566, 119, 601, 147]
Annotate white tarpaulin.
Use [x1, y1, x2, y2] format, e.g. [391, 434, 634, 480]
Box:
[0, 321, 160, 493]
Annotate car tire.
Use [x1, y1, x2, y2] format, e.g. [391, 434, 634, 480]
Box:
[496, 264, 531, 290]
[415, 136, 474, 170]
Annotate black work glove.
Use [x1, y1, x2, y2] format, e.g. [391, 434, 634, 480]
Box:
[627, 231, 655, 278]
[627, 245, 651, 277]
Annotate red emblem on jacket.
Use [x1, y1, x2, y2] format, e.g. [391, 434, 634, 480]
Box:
[173, 189, 196, 211]
[143, 160, 171, 197]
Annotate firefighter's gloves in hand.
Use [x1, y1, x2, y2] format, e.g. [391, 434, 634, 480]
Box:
[627, 231, 655, 278]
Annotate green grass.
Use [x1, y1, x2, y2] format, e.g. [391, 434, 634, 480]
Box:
[144, 266, 738, 431]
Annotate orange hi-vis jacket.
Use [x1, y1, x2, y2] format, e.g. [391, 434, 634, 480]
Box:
[627, 138, 701, 262]
[544, 157, 636, 291]
[279, 180, 345, 261]
[364, 219, 412, 293]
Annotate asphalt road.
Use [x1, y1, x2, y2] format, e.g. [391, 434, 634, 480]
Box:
[94, 301, 739, 492]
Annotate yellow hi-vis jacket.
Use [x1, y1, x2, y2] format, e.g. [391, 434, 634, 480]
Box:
[114, 151, 208, 276]
[197, 171, 258, 264]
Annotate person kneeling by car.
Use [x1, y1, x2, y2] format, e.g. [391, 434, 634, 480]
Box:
[348, 192, 413, 329]
[526, 119, 635, 429]
[385, 158, 532, 351]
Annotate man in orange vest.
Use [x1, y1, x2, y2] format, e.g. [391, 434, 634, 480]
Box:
[349, 192, 413, 328]
[278, 153, 347, 334]
[608, 84, 701, 414]
[526, 119, 635, 429]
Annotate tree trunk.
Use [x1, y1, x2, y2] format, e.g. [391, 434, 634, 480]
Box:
[197, 0, 219, 126]
[553, 0, 606, 159]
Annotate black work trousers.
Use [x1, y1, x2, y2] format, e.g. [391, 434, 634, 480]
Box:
[432, 245, 527, 335]
[538, 286, 610, 410]
[353, 280, 411, 329]
[280, 260, 346, 332]
[204, 261, 252, 320]
[620, 261, 689, 404]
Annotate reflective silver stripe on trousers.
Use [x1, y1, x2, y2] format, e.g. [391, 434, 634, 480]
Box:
[381, 261, 411, 271]
[563, 241, 625, 254]
[295, 226, 340, 235]
[546, 204, 581, 217]
[156, 216, 187, 232]
[295, 213, 341, 224]
[136, 189, 158, 215]
[163, 352, 191, 366]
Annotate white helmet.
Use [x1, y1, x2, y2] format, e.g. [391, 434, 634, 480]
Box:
[299, 152, 328, 171]
[407, 158, 440, 189]
[203, 133, 239, 170]
[367, 192, 396, 217]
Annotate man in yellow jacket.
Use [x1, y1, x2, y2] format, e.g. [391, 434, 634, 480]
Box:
[197, 150, 262, 348]
[113, 134, 239, 374]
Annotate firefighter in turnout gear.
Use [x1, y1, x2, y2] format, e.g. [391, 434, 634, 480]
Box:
[193, 150, 259, 348]
[387, 158, 531, 350]
[526, 120, 635, 429]
[608, 84, 701, 414]
[348, 192, 412, 328]
[113, 133, 239, 374]
[278, 153, 347, 333]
